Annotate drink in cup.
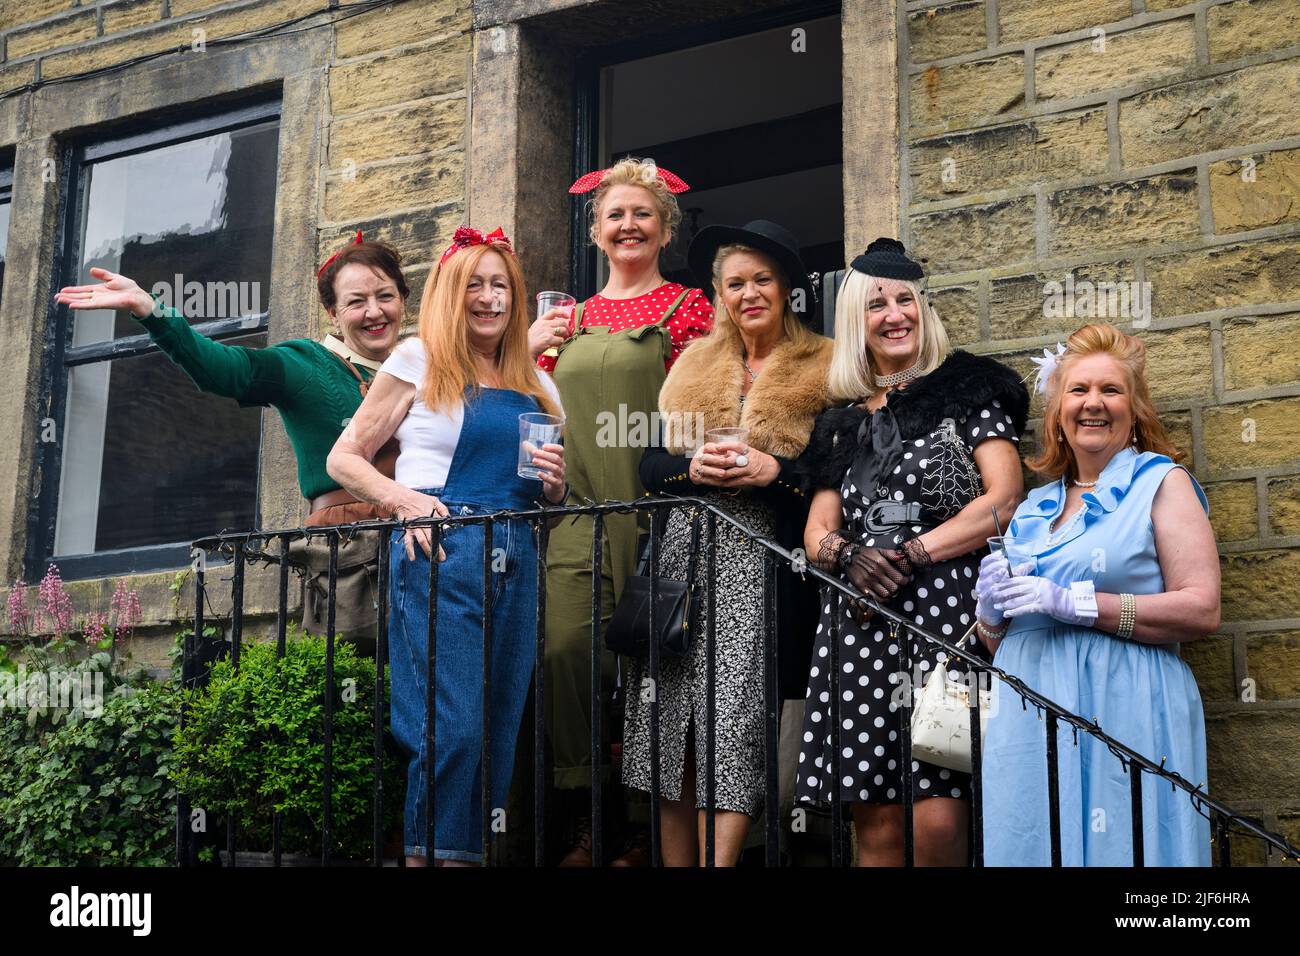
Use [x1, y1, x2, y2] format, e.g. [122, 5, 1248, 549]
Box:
[535, 291, 576, 359]
[706, 426, 750, 467]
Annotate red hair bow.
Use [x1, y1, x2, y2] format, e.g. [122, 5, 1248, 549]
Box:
[568, 166, 690, 195]
[316, 229, 363, 278]
[438, 225, 515, 267]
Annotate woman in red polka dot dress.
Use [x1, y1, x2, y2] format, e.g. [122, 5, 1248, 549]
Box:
[538, 157, 713, 866]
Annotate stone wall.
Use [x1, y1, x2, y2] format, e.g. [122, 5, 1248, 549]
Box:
[0, 0, 473, 670]
[902, 0, 1300, 862]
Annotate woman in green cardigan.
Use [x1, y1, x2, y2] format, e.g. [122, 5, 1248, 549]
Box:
[54, 236, 410, 635]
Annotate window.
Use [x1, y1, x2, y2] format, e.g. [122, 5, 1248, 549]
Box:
[0, 160, 11, 303]
[32, 100, 281, 579]
[574, 7, 843, 303]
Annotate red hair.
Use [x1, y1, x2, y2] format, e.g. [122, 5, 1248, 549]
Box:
[1028, 323, 1181, 481]
[417, 243, 560, 419]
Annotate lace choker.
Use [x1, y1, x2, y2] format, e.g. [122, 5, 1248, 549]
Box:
[876, 361, 922, 388]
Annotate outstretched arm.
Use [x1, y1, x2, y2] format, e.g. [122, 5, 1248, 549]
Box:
[55, 267, 287, 402]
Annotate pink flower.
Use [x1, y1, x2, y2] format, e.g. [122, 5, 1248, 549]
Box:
[109, 579, 142, 643]
[37, 564, 73, 637]
[84, 611, 109, 646]
[7, 580, 31, 635]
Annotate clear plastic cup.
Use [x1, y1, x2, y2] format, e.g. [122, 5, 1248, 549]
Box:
[535, 291, 576, 359]
[518, 412, 564, 480]
[706, 426, 749, 466]
[987, 536, 1034, 575]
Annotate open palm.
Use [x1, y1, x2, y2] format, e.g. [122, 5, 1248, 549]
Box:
[55, 267, 154, 318]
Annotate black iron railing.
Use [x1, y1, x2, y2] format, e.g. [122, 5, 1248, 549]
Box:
[177, 497, 1299, 867]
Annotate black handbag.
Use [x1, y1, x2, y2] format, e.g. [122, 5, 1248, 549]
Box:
[604, 509, 703, 659]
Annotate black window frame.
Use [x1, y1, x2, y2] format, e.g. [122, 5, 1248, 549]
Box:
[0, 157, 12, 303]
[27, 96, 282, 582]
[570, 0, 842, 299]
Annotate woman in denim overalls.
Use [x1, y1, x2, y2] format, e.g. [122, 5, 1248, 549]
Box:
[328, 228, 567, 865]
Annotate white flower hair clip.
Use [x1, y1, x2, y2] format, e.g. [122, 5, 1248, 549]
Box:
[1030, 343, 1068, 396]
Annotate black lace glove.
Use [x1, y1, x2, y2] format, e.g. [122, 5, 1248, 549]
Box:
[816, 530, 857, 572]
[846, 546, 913, 601]
[897, 536, 933, 574]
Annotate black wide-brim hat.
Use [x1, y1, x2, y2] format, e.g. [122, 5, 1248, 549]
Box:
[687, 219, 817, 326]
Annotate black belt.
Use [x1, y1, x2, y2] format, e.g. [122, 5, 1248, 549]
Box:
[862, 500, 934, 535]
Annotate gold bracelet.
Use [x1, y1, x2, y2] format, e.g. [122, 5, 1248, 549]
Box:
[1116, 592, 1137, 641]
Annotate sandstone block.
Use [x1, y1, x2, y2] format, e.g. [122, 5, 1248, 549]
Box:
[103, 0, 162, 35]
[329, 96, 465, 167]
[909, 54, 1024, 131]
[908, 196, 1036, 273]
[1182, 633, 1236, 701]
[988, 260, 1137, 340]
[910, 108, 1108, 202]
[7, 9, 97, 59]
[0, 0, 71, 33]
[998, 0, 1130, 42]
[1147, 237, 1300, 318]
[1048, 170, 1200, 257]
[928, 284, 980, 344]
[1246, 630, 1300, 700]
[1210, 147, 1300, 233]
[335, 0, 469, 59]
[317, 203, 463, 270]
[1267, 475, 1300, 536]
[1219, 548, 1300, 619]
[1209, 0, 1300, 62]
[324, 151, 464, 224]
[1222, 313, 1300, 391]
[1136, 324, 1213, 402]
[1204, 398, 1300, 472]
[1036, 19, 1196, 103]
[1204, 480, 1259, 542]
[329, 34, 469, 114]
[907, 1, 986, 64]
[1120, 59, 1300, 168]
[1205, 710, 1300, 802]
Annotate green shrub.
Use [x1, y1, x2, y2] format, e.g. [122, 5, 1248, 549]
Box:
[0, 654, 177, 867]
[173, 633, 401, 861]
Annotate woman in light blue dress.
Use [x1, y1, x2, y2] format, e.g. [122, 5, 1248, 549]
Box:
[974, 324, 1220, 866]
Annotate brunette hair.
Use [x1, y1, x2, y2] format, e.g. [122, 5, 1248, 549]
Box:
[585, 157, 683, 249]
[416, 243, 560, 419]
[317, 240, 410, 311]
[827, 270, 950, 400]
[1028, 323, 1181, 480]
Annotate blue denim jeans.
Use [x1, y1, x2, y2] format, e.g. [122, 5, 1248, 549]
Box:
[388, 496, 538, 862]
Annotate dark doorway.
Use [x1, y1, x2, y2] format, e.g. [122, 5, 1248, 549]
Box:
[573, 6, 843, 300]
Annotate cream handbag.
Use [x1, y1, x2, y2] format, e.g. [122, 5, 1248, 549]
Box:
[909, 641, 993, 774]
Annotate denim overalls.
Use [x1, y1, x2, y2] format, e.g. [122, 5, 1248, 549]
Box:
[389, 386, 543, 862]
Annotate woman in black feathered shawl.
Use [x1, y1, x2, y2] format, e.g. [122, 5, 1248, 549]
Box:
[791, 239, 1029, 867]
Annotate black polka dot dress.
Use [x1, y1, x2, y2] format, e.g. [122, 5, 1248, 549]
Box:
[795, 399, 1019, 808]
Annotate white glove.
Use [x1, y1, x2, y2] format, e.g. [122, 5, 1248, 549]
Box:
[974, 551, 1033, 627]
[989, 574, 1098, 627]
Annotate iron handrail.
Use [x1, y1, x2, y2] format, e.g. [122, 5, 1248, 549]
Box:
[179, 495, 1299, 867]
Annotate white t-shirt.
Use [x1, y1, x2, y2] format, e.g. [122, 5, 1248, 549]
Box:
[379, 337, 563, 490]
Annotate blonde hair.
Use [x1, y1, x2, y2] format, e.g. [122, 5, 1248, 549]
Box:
[585, 157, 683, 249]
[685, 243, 821, 363]
[417, 243, 560, 419]
[827, 270, 950, 400]
[1028, 323, 1180, 480]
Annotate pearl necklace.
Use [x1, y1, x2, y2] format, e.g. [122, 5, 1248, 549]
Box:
[876, 361, 922, 388]
[1047, 504, 1086, 543]
[1071, 478, 1098, 488]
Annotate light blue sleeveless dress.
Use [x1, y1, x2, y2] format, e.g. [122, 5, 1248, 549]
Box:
[982, 447, 1211, 866]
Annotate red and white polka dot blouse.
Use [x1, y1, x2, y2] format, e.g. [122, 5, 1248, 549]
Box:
[536, 282, 714, 374]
